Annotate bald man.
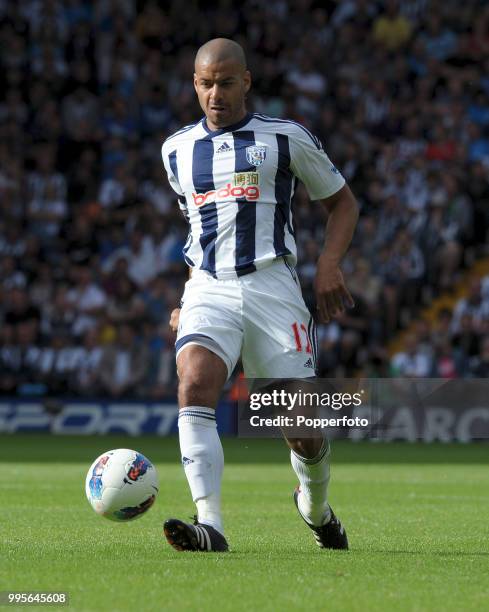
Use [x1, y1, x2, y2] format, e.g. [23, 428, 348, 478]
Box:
[161, 38, 358, 552]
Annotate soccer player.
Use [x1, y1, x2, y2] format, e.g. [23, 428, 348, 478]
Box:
[161, 38, 358, 552]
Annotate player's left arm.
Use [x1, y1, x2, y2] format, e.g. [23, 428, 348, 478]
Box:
[316, 184, 359, 323]
[288, 127, 359, 323]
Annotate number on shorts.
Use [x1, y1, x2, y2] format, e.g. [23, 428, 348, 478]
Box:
[291, 322, 312, 354]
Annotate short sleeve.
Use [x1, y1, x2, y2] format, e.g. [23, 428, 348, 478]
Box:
[289, 127, 345, 200]
[161, 143, 184, 197]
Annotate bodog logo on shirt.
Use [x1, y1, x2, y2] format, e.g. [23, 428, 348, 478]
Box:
[192, 172, 260, 207]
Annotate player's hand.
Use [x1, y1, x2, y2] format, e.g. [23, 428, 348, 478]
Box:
[314, 254, 354, 323]
[169, 308, 181, 332]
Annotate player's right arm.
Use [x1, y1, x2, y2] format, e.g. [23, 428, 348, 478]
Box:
[169, 267, 192, 332]
[169, 307, 180, 332]
[161, 140, 189, 333]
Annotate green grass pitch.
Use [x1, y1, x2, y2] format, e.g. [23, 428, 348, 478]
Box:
[1, 435, 488, 611]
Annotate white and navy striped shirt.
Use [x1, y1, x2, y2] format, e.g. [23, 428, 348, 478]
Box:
[161, 112, 345, 279]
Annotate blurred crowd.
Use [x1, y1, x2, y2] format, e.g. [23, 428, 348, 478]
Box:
[1, 0, 489, 398]
[389, 277, 489, 378]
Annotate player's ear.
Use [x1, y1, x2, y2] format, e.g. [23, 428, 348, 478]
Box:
[193, 73, 198, 92]
[243, 70, 251, 94]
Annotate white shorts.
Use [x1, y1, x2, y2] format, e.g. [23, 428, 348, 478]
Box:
[176, 258, 317, 379]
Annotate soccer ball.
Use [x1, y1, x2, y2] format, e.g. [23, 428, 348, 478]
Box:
[85, 449, 159, 521]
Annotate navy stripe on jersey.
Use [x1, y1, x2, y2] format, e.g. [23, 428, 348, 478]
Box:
[182, 228, 194, 266]
[273, 134, 293, 256]
[171, 151, 192, 233]
[178, 195, 189, 221]
[170, 151, 191, 223]
[253, 113, 322, 150]
[168, 149, 179, 182]
[193, 139, 218, 276]
[199, 203, 218, 276]
[233, 130, 256, 276]
[291, 177, 299, 237]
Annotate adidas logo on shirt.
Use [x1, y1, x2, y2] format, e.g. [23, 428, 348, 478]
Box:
[217, 142, 232, 153]
[182, 456, 194, 466]
[304, 358, 314, 369]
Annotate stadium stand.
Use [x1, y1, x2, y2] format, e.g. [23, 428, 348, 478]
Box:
[0, 0, 488, 396]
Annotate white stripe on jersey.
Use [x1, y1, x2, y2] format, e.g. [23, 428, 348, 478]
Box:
[252, 131, 280, 270]
[212, 134, 238, 274]
[161, 113, 345, 279]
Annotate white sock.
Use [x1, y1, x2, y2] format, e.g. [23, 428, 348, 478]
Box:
[291, 440, 331, 527]
[178, 406, 224, 535]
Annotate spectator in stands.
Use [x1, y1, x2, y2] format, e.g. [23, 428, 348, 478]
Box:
[65, 266, 107, 337]
[70, 328, 104, 396]
[394, 229, 425, 319]
[420, 13, 457, 61]
[61, 86, 100, 139]
[123, 226, 158, 288]
[98, 323, 150, 397]
[347, 257, 383, 342]
[2, 320, 40, 395]
[3, 287, 40, 338]
[143, 322, 177, 398]
[0, 324, 20, 394]
[40, 284, 75, 340]
[1, 255, 26, 290]
[0, 221, 26, 258]
[105, 275, 145, 325]
[29, 263, 54, 310]
[431, 336, 465, 378]
[468, 336, 489, 378]
[141, 274, 169, 325]
[420, 195, 463, 291]
[372, 0, 412, 51]
[28, 145, 66, 206]
[390, 333, 432, 377]
[27, 181, 68, 243]
[451, 279, 489, 334]
[452, 313, 480, 359]
[316, 322, 341, 377]
[411, 319, 435, 363]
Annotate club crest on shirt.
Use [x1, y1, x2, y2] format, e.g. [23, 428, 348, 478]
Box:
[246, 145, 267, 166]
